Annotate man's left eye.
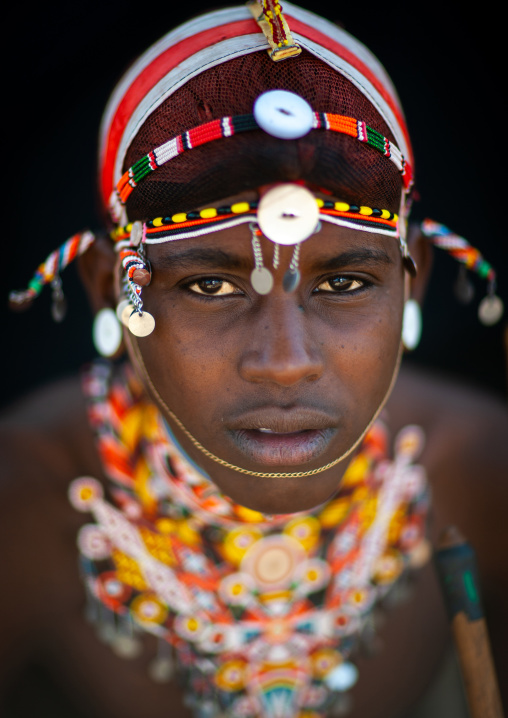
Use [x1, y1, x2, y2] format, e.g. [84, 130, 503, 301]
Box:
[187, 278, 241, 295]
[315, 276, 364, 292]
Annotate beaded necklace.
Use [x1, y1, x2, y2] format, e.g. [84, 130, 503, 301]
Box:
[70, 360, 431, 718]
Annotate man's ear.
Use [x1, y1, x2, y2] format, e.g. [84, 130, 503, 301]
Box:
[77, 235, 117, 314]
[407, 222, 433, 306]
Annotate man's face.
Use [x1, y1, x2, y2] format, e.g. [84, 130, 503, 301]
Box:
[130, 198, 405, 514]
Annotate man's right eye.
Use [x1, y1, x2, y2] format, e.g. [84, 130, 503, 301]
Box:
[187, 278, 242, 296]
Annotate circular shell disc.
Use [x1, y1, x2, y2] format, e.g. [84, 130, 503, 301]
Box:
[478, 295, 504, 326]
[250, 267, 274, 295]
[93, 307, 122, 357]
[253, 90, 314, 140]
[257, 184, 319, 245]
[128, 311, 155, 337]
[130, 221, 143, 247]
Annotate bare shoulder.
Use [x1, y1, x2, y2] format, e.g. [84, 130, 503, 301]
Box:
[0, 374, 103, 488]
[388, 362, 508, 475]
[388, 362, 508, 579]
[0, 375, 102, 680]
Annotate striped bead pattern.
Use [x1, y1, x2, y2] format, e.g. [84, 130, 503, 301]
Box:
[9, 231, 95, 307]
[421, 219, 496, 282]
[113, 111, 412, 211]
[112, 200, 398, 246]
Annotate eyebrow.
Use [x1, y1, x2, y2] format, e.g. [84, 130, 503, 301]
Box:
[311, 247, 394, 271]
[150, 245, 394, 273]
[150, 247, 252, 272]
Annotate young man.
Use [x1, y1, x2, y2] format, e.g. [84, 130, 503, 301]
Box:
[1, 4, 507, 718]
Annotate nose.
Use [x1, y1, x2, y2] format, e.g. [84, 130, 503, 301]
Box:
[239, 296, 324, 386]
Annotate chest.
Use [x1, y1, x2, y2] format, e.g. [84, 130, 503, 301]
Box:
[36, 555, 449, 718]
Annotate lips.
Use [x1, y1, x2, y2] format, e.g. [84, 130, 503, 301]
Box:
[225, 408, 338, 467]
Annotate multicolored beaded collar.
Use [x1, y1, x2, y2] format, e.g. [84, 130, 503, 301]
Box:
[69, 359, 431, 717]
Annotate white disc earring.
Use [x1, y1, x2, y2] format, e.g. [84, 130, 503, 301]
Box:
[93, 307, 123, 357]
[402, 299, 422, 351]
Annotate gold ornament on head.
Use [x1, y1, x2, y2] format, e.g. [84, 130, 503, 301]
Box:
[247, 0, 302, 61]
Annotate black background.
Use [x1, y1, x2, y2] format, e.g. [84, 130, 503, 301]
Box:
[3, 1, 507, 407]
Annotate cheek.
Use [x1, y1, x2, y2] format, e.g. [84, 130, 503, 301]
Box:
[323, 293, 403, 409]
[135, 296, 235, 415]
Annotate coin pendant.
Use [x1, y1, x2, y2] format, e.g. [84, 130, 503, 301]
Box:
[478, 295, 504, 326]
[251, 267, 274, 295]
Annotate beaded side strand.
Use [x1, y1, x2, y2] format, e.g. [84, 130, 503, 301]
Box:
[421, 219, 504, 325]
[8, 231, 95, 314]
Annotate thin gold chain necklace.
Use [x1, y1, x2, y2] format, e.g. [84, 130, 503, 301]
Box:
[127, 333, 403, 479]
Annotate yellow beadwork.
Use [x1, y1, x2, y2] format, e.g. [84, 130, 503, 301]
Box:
[231, 202, 250, 214]
[152, 217, 164, 227]
[112, 549, 148, 590]
[172, 213, 187, 223]
[335, 201, 350, 212]
[359, 206, 373, 215]
[200, 207, 218, 219]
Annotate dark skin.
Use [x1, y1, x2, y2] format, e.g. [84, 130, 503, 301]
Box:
[1, 203, 507, 718]
[131, 217, 404, 514]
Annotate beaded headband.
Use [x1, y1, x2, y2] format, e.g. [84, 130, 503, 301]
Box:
[99, 2, 413, 211]
[112, 107, 412, 220]
[112, 197, 399, 248]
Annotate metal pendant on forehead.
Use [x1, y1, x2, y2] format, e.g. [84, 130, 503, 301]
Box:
[283, 268, 301, 293]
[250, 267, 274, 295]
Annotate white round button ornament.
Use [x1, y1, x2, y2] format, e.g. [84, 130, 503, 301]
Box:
[257, 184, 319, 245]
[254, 90, 314, 140]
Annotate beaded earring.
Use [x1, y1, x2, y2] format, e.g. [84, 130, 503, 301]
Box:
[93, 307, 123, 358]
[402, 299, 422, 351]
[119, 221, 155, 337]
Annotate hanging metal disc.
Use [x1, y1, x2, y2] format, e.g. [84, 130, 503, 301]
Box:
[478, 295, 504, 326]
[250, 267, 274, 295]
[282, 268, 301, 292]
[128, 310, 155, 337]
